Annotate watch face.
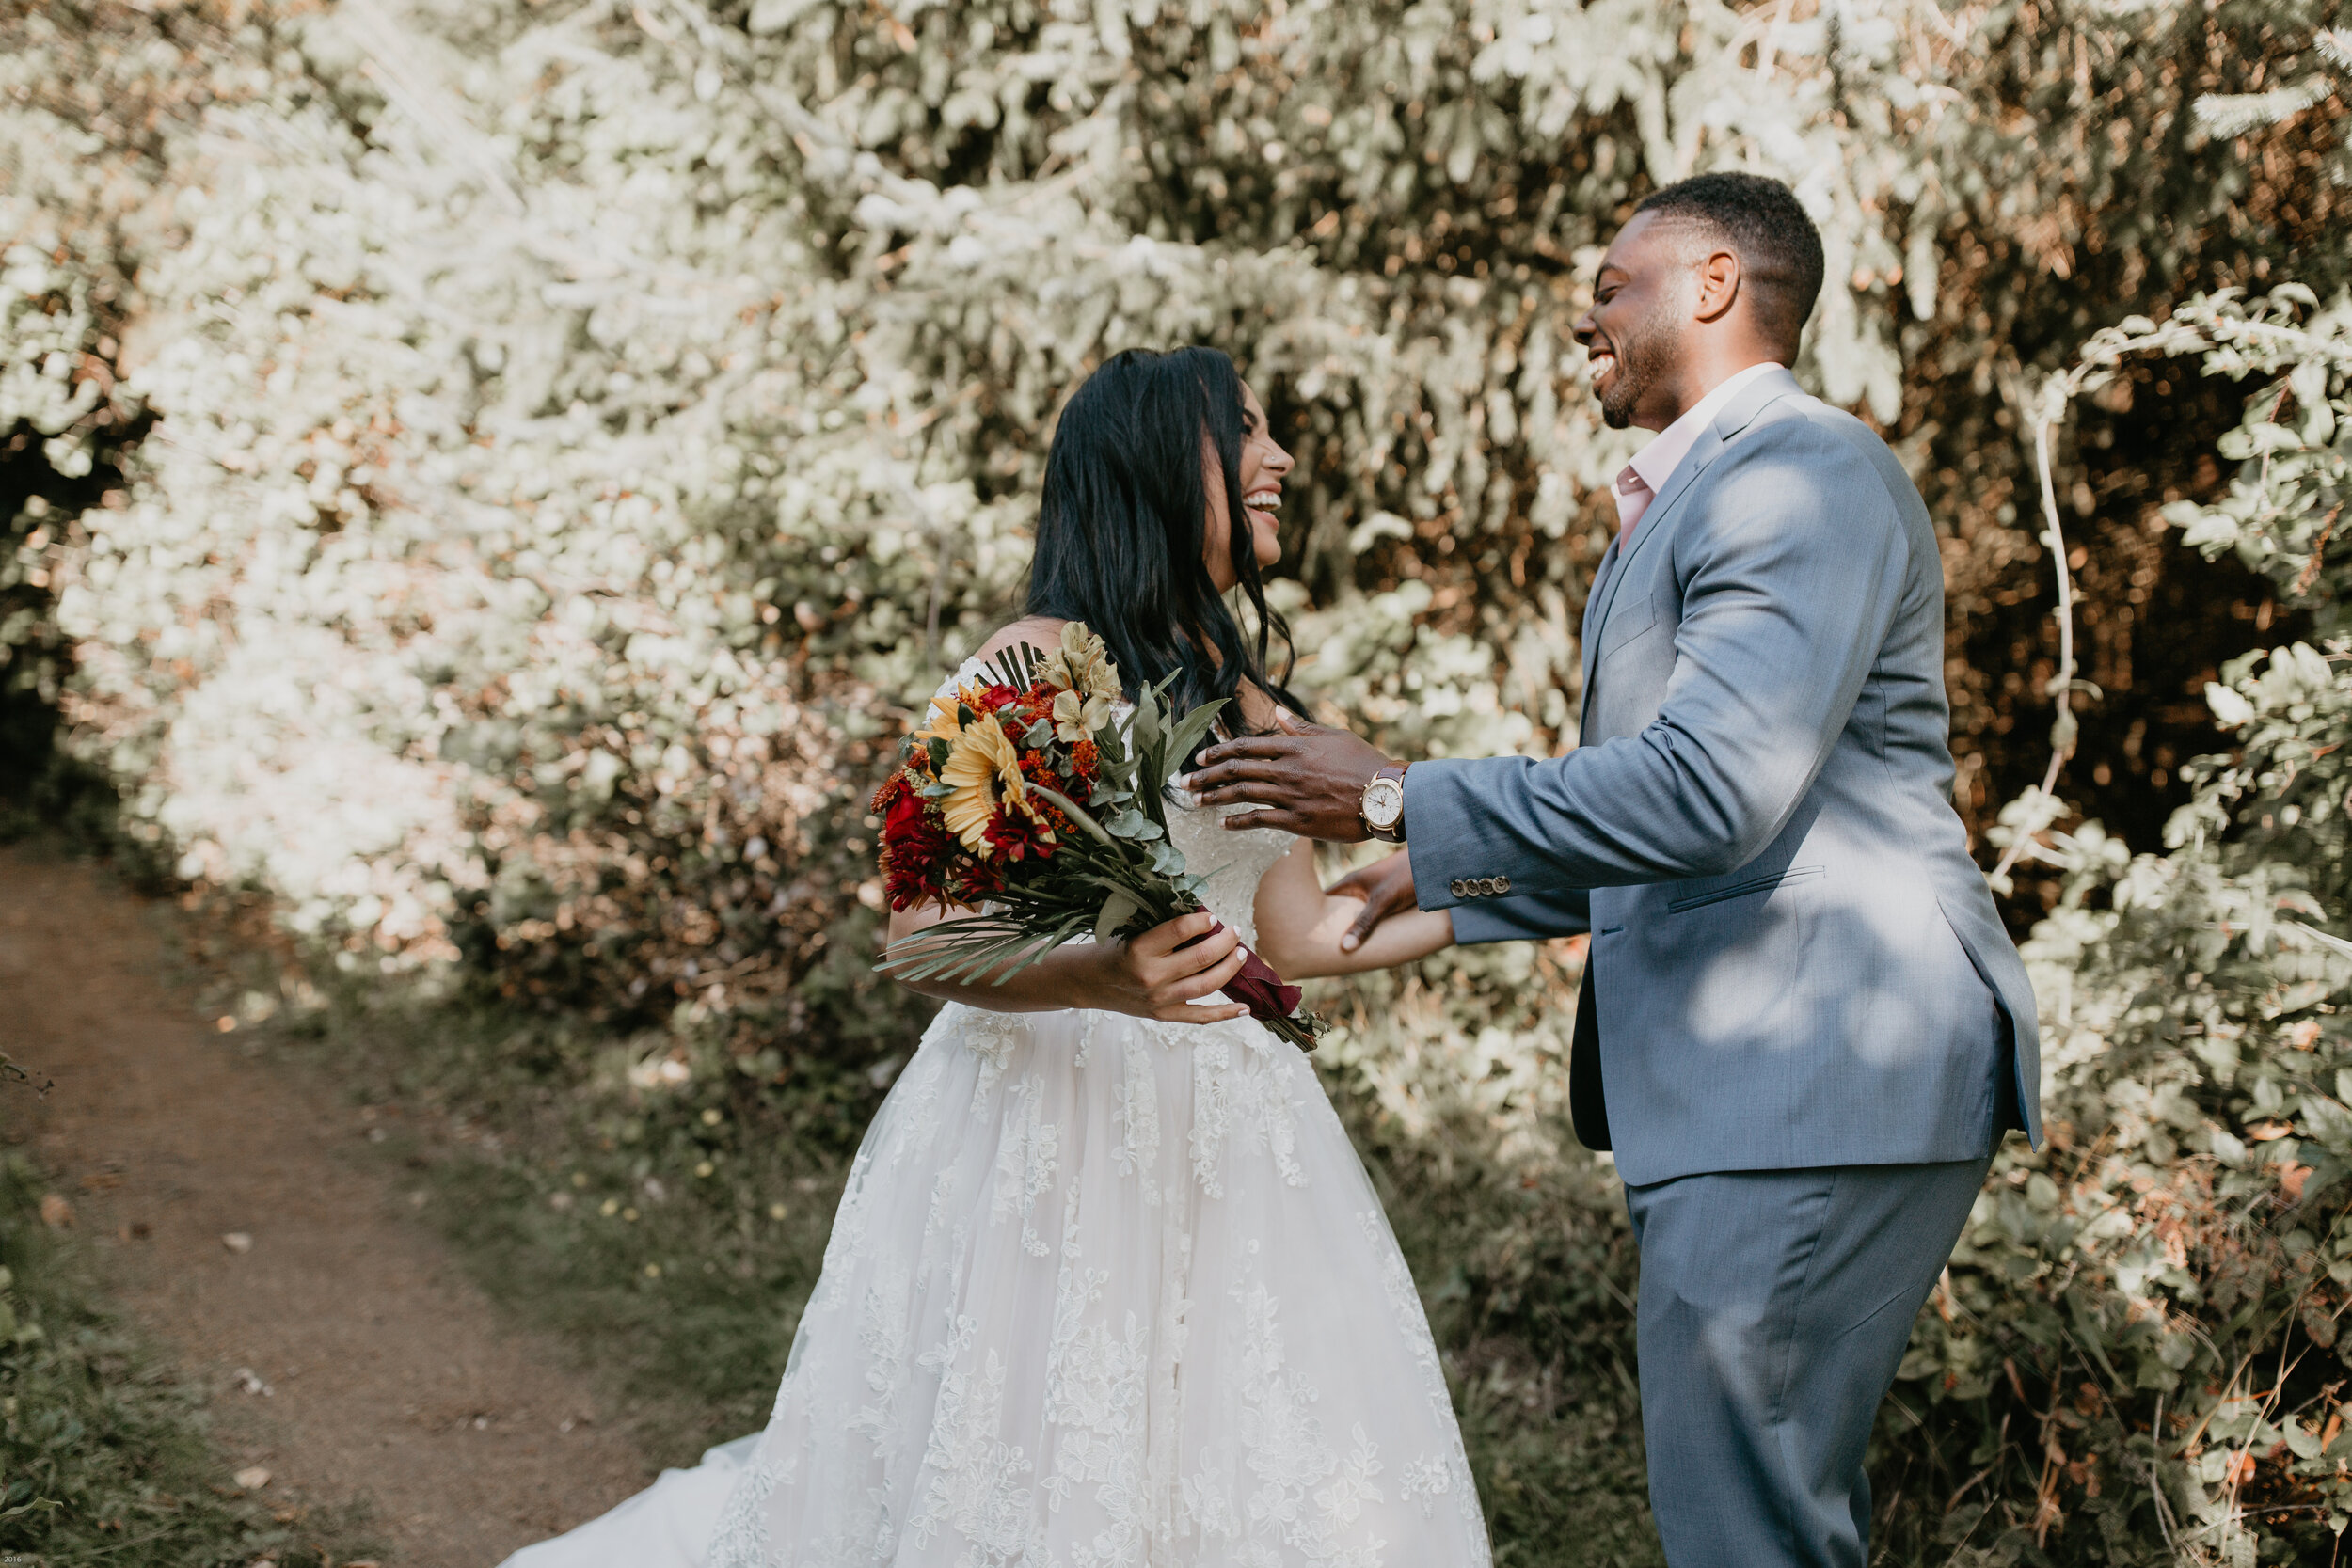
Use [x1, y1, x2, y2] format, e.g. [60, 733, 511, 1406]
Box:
[1363, 777, 1404, 829]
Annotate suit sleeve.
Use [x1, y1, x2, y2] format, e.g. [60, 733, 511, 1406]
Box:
[1450, 886, 1590, 944]
[1409, 424, 1908, 908]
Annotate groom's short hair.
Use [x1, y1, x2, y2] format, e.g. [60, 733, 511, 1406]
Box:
[1634, 173, 1825, 358]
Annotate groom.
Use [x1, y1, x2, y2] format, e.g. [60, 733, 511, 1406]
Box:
[1186, 172, 2041, 1566]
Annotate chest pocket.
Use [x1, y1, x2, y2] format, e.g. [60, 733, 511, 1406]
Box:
[1597, 591, 1661, 659]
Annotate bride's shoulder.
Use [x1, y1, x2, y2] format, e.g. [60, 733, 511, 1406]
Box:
[925, 617, 1071, 701]
[964, 616, 1070, 668]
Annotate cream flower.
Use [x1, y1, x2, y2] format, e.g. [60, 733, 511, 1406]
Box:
[938, 709, 1030, 851]
[1041, 622, 1119, 705]
[1052, 687, 1112, 743]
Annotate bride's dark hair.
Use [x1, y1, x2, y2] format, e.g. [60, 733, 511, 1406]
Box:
[1024, 346, 1306, 736]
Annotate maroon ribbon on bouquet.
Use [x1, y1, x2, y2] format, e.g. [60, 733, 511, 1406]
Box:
[1221, 946, 1303, 1023]
[1174, 921, 1304, 1024]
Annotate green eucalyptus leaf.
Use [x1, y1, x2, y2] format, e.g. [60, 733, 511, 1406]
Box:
[1104, 806, 1165, 841]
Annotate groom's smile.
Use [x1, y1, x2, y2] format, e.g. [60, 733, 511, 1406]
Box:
[1574, 210, 1699, 434]
[1585, 341, 1620, 392]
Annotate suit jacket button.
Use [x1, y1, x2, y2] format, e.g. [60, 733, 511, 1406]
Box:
[1494, 875, 1512, 895]
[1475, 877, 1496, 895]
[1449, 879, 1469, 898]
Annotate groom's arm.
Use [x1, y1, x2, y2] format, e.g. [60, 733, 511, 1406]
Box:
[1450, 886, 1590, 943]
[1325, 848, 1590, 946]
[1406, 425, 1907, 906]
[1187, 424, 1913, 900]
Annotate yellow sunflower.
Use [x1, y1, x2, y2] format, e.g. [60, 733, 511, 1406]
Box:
[914, 681, 990, 750]
[939, 709, 1031, 851]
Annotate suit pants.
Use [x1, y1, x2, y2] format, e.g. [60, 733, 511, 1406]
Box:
[1623, 1158, 1991, 1567]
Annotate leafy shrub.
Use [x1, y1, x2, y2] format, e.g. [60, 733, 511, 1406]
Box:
[2, 0, 2330, 1047]
[1859, 290, 2352, 1563]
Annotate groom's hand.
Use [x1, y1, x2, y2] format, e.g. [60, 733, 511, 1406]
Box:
[1327, 848, 1418, 952]
[1185, 713, 1397, 842]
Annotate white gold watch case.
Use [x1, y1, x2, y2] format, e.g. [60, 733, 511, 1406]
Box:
[1360, 773, 1406, 832]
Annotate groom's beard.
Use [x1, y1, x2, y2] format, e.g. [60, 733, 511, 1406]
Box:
[1598, 303, 1684, 431]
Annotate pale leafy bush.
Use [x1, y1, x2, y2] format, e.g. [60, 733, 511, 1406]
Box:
[0, 0, 2043, 1063]
[1877, 293, 2352, 1563]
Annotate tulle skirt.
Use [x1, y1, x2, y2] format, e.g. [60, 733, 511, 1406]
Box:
[502, 1002, 1490, 1568]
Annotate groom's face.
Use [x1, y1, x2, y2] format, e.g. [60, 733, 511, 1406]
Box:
[1575, 212, 1692, 432]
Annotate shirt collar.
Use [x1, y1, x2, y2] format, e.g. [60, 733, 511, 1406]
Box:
[1625, 360, 1786, 499]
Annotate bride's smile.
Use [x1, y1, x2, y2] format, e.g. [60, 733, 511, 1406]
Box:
[1202, 380, 1295, 593]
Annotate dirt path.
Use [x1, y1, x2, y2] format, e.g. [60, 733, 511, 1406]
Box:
[1, 842, 657, 1567]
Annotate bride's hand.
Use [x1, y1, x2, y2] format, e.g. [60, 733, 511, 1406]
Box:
[1091, 910, 1253, 1023]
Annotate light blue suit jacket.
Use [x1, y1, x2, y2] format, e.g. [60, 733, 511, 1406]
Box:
[1406, 367, 2042, 1185]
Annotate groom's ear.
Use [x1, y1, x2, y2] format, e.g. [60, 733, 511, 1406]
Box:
[1694, 246, 1742, 324]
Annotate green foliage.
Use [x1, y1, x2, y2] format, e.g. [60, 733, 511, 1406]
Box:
[2162, 296, 2352, 642]
[0, 0, 2330, 1047]
[0, 1156, 375, 1567]
[1345, 1089, 1661, 1567]
[1888, 283, 2352, 1563]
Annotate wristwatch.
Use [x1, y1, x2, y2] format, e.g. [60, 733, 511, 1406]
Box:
[1359, 764, 1408, 843]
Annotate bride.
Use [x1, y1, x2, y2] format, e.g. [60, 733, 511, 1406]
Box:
[503, 346, 1486, 1568]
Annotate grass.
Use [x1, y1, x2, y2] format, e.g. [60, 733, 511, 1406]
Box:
[0, 1153, 379, 1568]
[1348, 1101, 1664, 1568]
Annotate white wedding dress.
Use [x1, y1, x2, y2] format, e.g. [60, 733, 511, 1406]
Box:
[501, 660, 1491, 1568]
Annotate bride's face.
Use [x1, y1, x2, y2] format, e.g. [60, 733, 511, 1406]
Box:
[1200, 383, 1294, 594]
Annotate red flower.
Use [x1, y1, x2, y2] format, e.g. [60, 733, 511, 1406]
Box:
[952, 858, 1005, 903]
[883, 859, 935, 911]
[971, 683, 1021, 715]
[879, 787, 954, 911]
[1221, 944, 1304, 1023]
[984, 803, 1059, 863]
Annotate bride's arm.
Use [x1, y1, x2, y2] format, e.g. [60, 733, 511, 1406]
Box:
[1250, 841, 1455, 981]
[883, 901, 1255, 1022]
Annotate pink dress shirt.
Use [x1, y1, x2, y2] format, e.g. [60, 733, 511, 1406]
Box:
[1610, 360, 1786, 538]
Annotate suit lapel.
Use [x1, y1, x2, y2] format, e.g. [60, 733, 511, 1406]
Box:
[1577, 366, 1803, 730]
[1580, 533, 1622, 697]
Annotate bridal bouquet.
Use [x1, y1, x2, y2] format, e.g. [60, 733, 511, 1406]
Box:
[872, 623, 1325, 1051]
